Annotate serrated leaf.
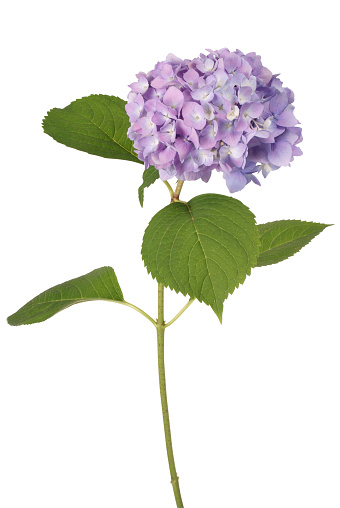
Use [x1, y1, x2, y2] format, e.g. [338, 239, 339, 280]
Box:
[256, 220, 330, 267]
[43, 94, 141, 163]
[7, 267, 124, 326]
[138, 166, 160, 207]
[141, 194, 259, 322]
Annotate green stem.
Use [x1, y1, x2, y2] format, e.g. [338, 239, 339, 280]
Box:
[172, 180, 184, 201]
[163, 180, 174, 200]
[157, 283, 184, 507]
[164, 298, 195, 328]
[116, 301, 157, 327]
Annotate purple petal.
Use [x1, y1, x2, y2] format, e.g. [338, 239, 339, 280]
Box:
[174, 138, 192, 162]
[202, 102, 215, 121]
[143, 86, 166, 100]
[231, 143, 246, 157]
[191, 149, 214, 167]
[223, 170, 248, 193]
[139, 135, 159, 156]
[276, 128, 299, 145]
[166, 53, 183, 64]
[191, 86, 214, 102]
[129, 75, 149, 94]
[160, 63, 173, 78]
[213, 69, 228, 90]
[219, 145, 230, 163]
[176, 119, 192, 138]
[158, 121, 176, 143]
[247, 173, 261, 186]
[183, 68, 199, 85]
[276, 106, 298, 127]
[152, 112, 167, 126]
[222, 125, 242, 146]
[200, 122, 218, 149]
[238, 58, 252, 78]
[241, 102, 264, 119]
[136, 116, 155, 136]
[200, 169, 213, 182]
[151, 76, 169, 89]
[183, 155, 198, 172]
[125, 102, 143, 122]
[235, 116, 250, 132]
[182, 102, 206, 130]
[188, 127, 200, 149]
[163, 86, 184, 111]
[144, 99, 157, 113]
[268, 141, 293, 166]
[159, 146, 176, 164]
[289, 126, 302, 143]
[196, 57, 215, 73]
[247, 144, 270, 164]
[292, 146, 303, 156]
[238, 86, 253, 104]
[254, 129, 270, 139]
[224, 53, 242, 73]
[270, 92, 289, 115]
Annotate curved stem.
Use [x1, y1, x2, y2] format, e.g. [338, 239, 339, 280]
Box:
[116, 301, 157, 327]
[164, 298, 195, 328]
[163, 181, 174, 200]
[172, 180, 184, 201]
[157, 284, 184, 507]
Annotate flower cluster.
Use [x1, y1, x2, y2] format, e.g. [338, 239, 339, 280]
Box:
[126, 48, 302, 192]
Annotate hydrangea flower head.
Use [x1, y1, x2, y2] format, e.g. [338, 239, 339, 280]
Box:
[126, 48, 302, 192]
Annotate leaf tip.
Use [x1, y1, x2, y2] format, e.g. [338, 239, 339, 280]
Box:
[212, 306, 223, 324]
[138, 190, 144, 208]
[7, 314, 18, 326]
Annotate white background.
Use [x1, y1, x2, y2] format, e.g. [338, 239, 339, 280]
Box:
[1, 1, 339, 507]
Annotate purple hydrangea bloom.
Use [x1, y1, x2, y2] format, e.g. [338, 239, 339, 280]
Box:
[126, 48, 302, 193]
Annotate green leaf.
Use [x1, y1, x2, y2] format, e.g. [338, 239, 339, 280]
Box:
[7, 267, 124, 326]
[138, 166, 160, 207]
[256, 220, 330, 267]
[43, 94, 141, 163]
[141, 194, 260, 322]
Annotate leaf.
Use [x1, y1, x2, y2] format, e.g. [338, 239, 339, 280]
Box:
[256, 220, 330, 267]
[43, 94, 142, 163]
[138, 166, 160, 207]
[141, 194, 260, 322]
[7, 267, 124, 326]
